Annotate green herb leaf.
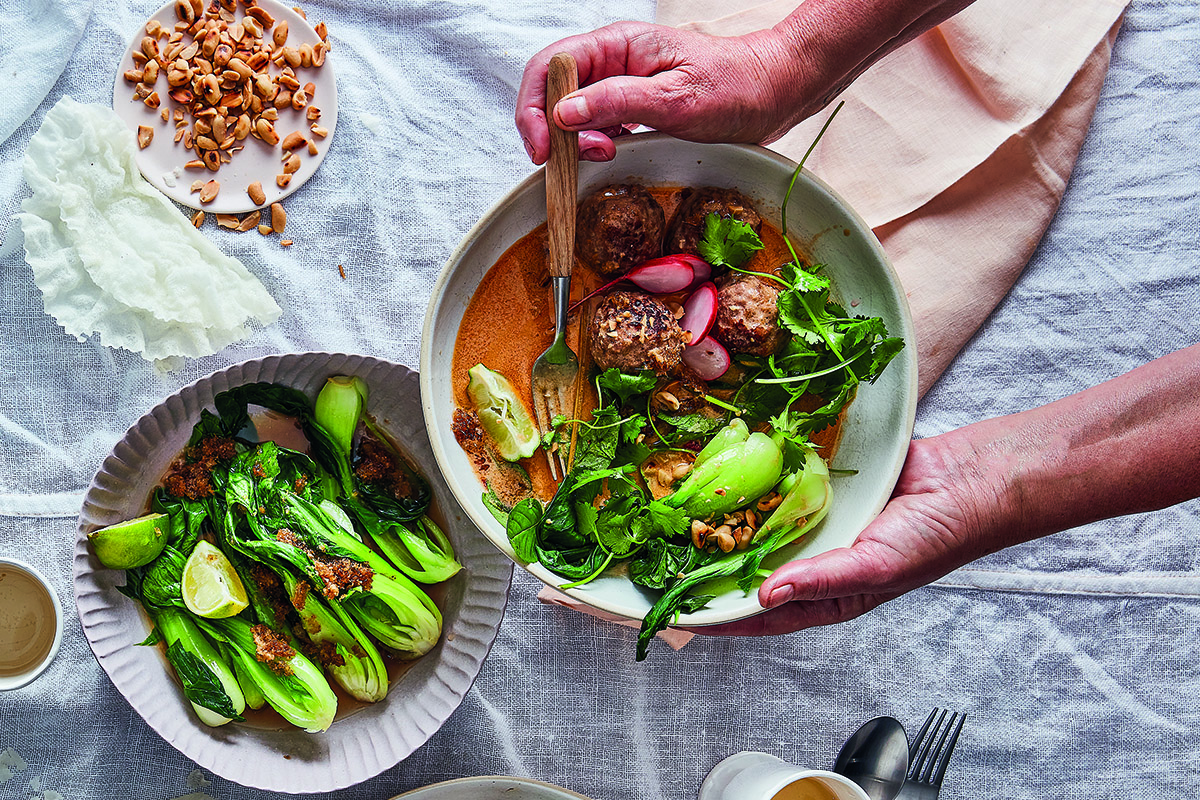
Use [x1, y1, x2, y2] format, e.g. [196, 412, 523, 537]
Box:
[677, 594, 715, 614]
[658, 412, 727, 437]
[697, 213, 763, 268]
[628, 539, 697, 590]
[597, 368, 658, 405]
[505, 497, 543, 563]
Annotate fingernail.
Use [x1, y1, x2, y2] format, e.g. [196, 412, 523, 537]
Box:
[556, 95, 591, 126]
[522, 137, 535, 162]
[765, 585, 794, 608]
[580, 147, 609, 162]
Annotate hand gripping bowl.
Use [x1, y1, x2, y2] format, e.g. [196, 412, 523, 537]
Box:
[420, 134, 917, 631]
[73, 353, 512, 792]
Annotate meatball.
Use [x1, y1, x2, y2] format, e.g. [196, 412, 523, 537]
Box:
[713, 273, 785, 357]
[589, 291, 687, 374]
[576, 184, 665, 277]
[666, 187, 763, 256]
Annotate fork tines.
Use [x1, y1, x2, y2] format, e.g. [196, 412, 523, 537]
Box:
[908, 708, 967, 787]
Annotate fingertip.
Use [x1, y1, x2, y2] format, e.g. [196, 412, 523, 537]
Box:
[577, 130, 615, 162]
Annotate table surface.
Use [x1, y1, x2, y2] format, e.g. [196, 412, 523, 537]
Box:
[1, 1, 1198, 799]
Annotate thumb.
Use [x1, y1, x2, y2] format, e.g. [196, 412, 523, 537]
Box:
[757, 545, 882, 609]
[553, 74, 684, 135]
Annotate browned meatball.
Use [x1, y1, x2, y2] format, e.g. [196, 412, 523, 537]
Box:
[576, 185, 665, 277]
[713, 273, 785, 356]
[666, 187, 763, 256]
[589, 291, 687, 374]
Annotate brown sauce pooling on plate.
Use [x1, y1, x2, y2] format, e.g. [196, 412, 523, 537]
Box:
[451, 186, 845, 503]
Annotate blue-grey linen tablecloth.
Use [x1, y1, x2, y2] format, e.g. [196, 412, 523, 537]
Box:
[2, 1, 1198, 798]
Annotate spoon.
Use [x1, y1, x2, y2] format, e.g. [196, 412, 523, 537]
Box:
[833, 716, 910, 800]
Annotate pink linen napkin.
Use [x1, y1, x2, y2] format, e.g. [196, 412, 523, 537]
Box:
[541, 0, 1128, 643]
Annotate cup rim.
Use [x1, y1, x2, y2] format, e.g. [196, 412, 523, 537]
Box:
[0, 556, 65, 691]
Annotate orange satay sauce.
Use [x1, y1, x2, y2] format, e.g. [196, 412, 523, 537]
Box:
[451, 187, 842, 502]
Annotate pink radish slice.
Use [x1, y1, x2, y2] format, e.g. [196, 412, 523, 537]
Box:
[625, 255, 697, 294]
[682, 336, 731, 380]
[683, 256, 712, 286]
[566, 255, 698, 314]
[679, 282, 718, 344]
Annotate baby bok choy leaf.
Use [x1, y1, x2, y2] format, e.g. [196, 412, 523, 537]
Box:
[155, 607, 247, 726]
[635, 443, 833, 661]
[313, 375, 460, 582]
[278, 568, 389, 703]
[196, 615, 337, 733]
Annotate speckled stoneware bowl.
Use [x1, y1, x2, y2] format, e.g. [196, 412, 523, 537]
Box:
[393, 776, 595, 800]
[420, 133, 918, 628]
[74, 353, 512, 793]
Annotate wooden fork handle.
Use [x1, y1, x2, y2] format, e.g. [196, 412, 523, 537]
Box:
[546, 52, 579, 280]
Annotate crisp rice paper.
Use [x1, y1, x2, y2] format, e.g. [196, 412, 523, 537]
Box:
[17, 96, 281, 363]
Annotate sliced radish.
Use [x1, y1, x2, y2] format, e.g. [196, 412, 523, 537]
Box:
[682, 336, 731, 380]
[679, 282, 718, 344]
[625, 255, 698, 294]
[684, 256, 712, 287]
[567, 254, 698, 314]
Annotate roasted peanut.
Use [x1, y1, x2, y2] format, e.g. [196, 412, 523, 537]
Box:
[198, 180, 219, 204]
[246, 181, 266, 206]
[280, 131, 306, 151]
[283, 153, 300, 174]
[270, 202, 286, 233]
[237, 210, 261, 232]
[137, 126, 154, 149]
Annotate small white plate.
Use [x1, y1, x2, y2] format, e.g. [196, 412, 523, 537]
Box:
[393, 776, 596, 800]
[111, 0, 338, 214]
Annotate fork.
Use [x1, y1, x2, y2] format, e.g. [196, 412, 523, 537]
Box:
[895, 708, 967, 800]
[531, 52, 580, 481]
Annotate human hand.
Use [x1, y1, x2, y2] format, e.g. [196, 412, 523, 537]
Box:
[694, 434, 1012, 636]
[515, 21, 815, 165]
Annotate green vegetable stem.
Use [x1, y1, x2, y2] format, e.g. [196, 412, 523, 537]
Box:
[665, 426, 783, 520]
[156, 607, 247, 726]
[197, 615, 337, 733]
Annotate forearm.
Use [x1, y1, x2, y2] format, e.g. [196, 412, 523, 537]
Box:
[935, 343, 1200, 550]
[765, 0, 976, 127]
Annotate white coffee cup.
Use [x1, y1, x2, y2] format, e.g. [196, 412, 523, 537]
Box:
[0, 557, 64, 690]
[699, 752, 870, 800]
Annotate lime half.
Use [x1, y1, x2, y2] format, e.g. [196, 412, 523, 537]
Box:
[88, 513, 169, 569]
[467, 364, 540, 462]
[182, 541, 249, 619]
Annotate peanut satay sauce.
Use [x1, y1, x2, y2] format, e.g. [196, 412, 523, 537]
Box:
[451, 187, 843, 503]
[145, 409, 447, 730]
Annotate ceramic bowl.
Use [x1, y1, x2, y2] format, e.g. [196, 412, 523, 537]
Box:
[393, 776, 595, 800]
[420, 133, 917, 627]
[73, 353, 512, 792]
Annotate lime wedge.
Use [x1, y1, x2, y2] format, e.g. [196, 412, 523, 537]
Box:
[467, 363, 540, 461]
[182, 541, 249, 619]
[88, 513, 169, 569]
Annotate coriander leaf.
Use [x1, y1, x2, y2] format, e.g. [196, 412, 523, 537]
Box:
[644, 499, 691, 540]
[536, 543, 609, 581]
[658, 412, 726, 437]
[570, 404, 621, 473]
[597, 368, 658, 405]
[505, 497, 543, 563]
[594, 494, 644, 556]
[697, 213, 763, 268]
[867, 337, 905, 382]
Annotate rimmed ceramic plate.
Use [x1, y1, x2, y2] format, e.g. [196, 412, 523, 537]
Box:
[73, 353, 511, 793]
[420, 133, 917, 629]
[112, 0, 338, 213]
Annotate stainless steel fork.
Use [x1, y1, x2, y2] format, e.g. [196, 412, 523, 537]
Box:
[895, 708, 966, 800]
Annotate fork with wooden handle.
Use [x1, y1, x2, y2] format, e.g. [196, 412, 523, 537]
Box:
[531, 52, 580, 482]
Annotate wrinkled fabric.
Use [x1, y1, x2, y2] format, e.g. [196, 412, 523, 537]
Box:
[1, 3, 1199, 800]
[0, 0, 93, 147]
